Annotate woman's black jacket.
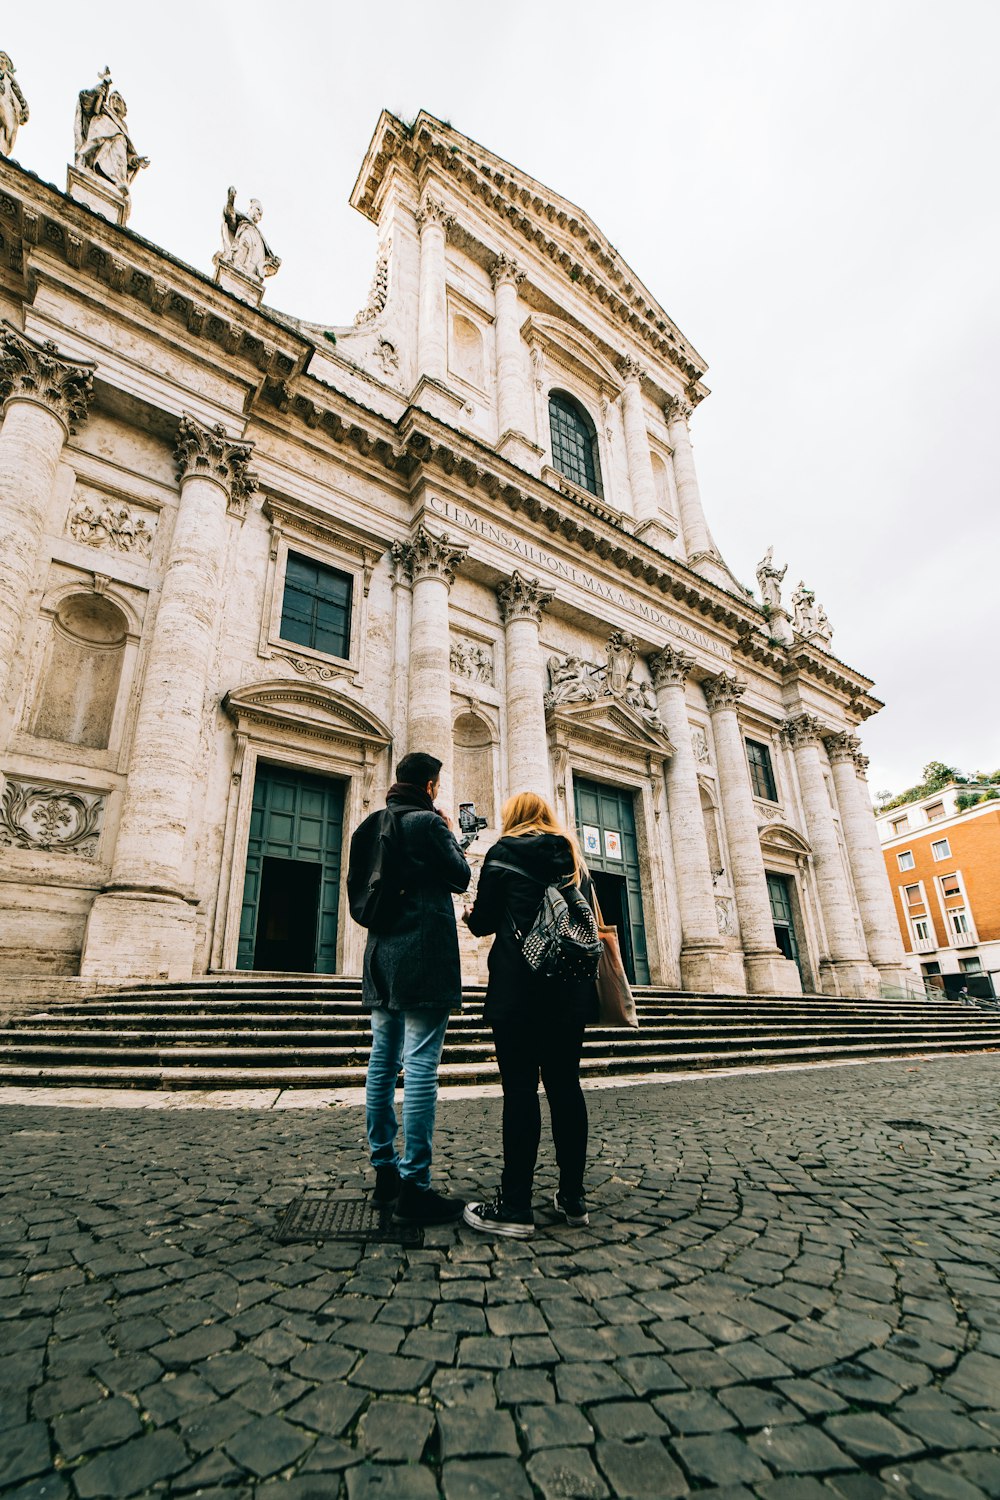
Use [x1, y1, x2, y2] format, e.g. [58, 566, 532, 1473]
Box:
[465, 832, 598, 1024]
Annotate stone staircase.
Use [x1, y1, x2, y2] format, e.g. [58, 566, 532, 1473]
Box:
[0, 973, 998, 1089]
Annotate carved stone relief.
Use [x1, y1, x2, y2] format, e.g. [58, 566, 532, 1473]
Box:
[450, 637, 494, 684]
[277, 653, 351, 683]
[545, 631, 661, 728]
[715, 896, 736, 936]
[691, 725, 711, 765]
[67, 493, 154, 556]
[0, 778, 105, 858]
[355, 243, 390, 327]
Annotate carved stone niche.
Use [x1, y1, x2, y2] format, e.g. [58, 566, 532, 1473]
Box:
[65, 485, 157, 559]
[0, 777, 106, 858]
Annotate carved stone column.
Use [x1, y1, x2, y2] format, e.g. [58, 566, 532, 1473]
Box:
[416, 196, 453, 386]
[703, 673, 802, 996]
[497, 571, 554, 799]
[826, 732, 910, 988]
[0, 326, 93, 708]
[782, 713, 880, 997]
[81, 417, 257, 981]
[663, 396, 729, 588]
[491, 255, 539, 473]
[649, 645, 746, 994]
[393, 525, 469, 811]
[618, 356, 658, 531]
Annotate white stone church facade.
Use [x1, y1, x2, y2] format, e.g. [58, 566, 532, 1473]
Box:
[0, 104, 910, 998]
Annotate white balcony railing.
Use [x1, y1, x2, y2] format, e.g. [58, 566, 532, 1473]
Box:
[912, 936, 936, 954]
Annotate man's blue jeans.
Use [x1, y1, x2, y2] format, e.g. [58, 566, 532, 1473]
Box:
[366, 1007, 450, 1188]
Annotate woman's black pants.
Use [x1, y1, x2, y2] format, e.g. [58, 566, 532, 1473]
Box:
[491, 1012, 588, 1209]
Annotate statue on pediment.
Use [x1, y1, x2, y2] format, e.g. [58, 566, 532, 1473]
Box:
[0, 53, 29, 159]
[545, 653, 600, 709]
[605, 630, 637, 696]
[756, 546, 786, 611]
[74, 68, 148, 196]
[791, 580, 818, 636]
[814, 604, 833, 645]
[217, 187, 281, 283]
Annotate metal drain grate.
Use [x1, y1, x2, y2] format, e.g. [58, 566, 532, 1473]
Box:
[275, 1194, 422, 1246]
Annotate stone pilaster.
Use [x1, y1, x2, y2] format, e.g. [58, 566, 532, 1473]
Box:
[782, 713, 880, 997]
[497, 570, 554, 799]
[663, 395, 730, 588]
[826, 732, 911, 988]
[416, 196, 453, 386]
[649, 645, 746, 994]
[618, 356, 659, 531]
[393, 525, 469, 811]
[491, 255, 540, 473]
[703, 673, 802, 996]
[0, 325, 94, 709]
[81, 417, 257, 981]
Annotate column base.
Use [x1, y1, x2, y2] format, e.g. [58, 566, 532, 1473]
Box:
[744, 952, 803, 997]
[818, 958, 882, 999]
[875, 963, 920, 995]
[680, 945, 747, 995]
[80, 888, 198, 983]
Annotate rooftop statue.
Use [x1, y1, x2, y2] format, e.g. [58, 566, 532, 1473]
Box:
[217, 187, 281, 283]
[755, 545, 787, 611]
[73, 68, 149, 197]
[0, 53, 29, 159]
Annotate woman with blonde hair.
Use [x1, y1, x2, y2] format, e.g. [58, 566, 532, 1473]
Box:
[462, 791, 597, 1237]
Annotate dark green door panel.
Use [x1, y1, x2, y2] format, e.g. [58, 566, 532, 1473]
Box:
[573, 777, 650, 985]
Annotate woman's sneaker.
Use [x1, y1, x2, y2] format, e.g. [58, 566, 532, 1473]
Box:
[463, 1193, 535, 1238]
[553, 1189, 589, 1227]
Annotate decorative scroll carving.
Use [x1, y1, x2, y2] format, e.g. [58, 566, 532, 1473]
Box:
[756, 546, 786, 611]
[73, 68, 148, 195]
[648, 643, 695, 689]
[277, 653, 351, 682]
[0, 778, 105, 858]
[702, 673, 747, 713]
[782, 711, 823, 748]
[0, 325, 94, 432]
[617, 354, 646, 384]
[415, 196, 454, 233]
[67, 496, 154, 556]
[216, 186, 280, 283]
[691, 725, 711, 765]
[663, 394, 693, 425]
[546, 631, 661, 727]
[490, 253, 524, 289]
[496, 570, 554, 625]
[174, 415, 258, 515]
[0, 52, 29, 159]
[390, 525, 468, 586]
[355, 243, 390, 326]
[825, 731, 861, 765]
[450, 638, 494, 683]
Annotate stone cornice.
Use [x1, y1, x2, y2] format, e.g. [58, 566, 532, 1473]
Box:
[496, 570, 554, 624]
[0, 321, 94, 432]
[349, 110, 709, 397]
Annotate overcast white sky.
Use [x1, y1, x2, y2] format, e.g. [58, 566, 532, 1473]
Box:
[5, 1, 997, 797]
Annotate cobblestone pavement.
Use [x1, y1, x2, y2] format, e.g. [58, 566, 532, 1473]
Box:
[2, 1056, 1000, 1500]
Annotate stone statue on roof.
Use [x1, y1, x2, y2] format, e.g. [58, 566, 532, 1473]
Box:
[74, 68, 149, 195]
[0, 53, 29, 159]
[756, 546, 787, 611]
[216, 187, 281, 283]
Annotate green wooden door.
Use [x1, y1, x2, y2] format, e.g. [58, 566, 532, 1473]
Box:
[237, 764, 345, 973]
[573, 777, 650, 984]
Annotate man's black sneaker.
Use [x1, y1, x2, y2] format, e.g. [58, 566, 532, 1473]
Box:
[464, 1193, 535, 1239]
[553, 1189, 589, 1227]
[372, 1164, 401, 1207]
[392, 1181, 464, 1226]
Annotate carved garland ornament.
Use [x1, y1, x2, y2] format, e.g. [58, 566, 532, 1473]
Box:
[0, 779, 105, 858]
[174, 415, 258, 515]
[0, 325, 94, 432]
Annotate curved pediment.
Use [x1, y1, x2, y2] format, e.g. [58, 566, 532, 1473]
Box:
[522, 312, 623, 393]
[223, 679, 392, 750]
[547, 696, 674, 761]
[759, 821, 812, 857]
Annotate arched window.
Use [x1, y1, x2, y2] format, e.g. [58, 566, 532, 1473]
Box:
[30, 593, 127, 750]
[548, 390, 602, 497]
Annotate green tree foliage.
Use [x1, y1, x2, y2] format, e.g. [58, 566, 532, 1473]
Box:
[876, 762, 1000, 812]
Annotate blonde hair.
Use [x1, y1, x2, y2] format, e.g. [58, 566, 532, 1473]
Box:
[500, 791, 583, 884]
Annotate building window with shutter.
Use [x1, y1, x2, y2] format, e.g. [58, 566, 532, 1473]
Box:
[548, 390, 602, 497]
[746, 739, 778, 802]
[279, 551, 353, 660]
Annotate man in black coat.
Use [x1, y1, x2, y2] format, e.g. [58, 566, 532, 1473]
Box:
[354, 751, 471, 1225]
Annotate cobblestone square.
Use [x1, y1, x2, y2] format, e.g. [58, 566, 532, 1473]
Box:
[2, 1056, 999, 1497]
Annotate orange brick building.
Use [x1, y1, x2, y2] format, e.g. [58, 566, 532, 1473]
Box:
[877, 786, 1000, 995]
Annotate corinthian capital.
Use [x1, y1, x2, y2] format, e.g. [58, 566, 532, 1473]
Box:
[392, 525, 468, 587]
[174, 416, 258, 514]
[496, 570, 554, 624]
[618, 354, 646, 385]
[781, 711, 823, 748]
[663, 393, 693, 426]
[0, 324, 94, 433]
[648, 643, 695, 689]
[415, 196, 454, 233]
[702, 672, 748, 713]
[825, 730, 861, 765]
[490, 253, 525, 290]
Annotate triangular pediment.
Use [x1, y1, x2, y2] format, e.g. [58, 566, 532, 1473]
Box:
[223, 679, 392, 750]
[547, 696, 674, 759]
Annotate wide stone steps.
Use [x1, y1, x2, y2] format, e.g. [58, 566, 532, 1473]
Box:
[0, 975, 997, 1089]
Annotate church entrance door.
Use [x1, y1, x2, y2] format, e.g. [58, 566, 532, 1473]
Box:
[237, 764, 345, 973]
[766, 872, 803, 982]
[574, 777, 649, 985]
